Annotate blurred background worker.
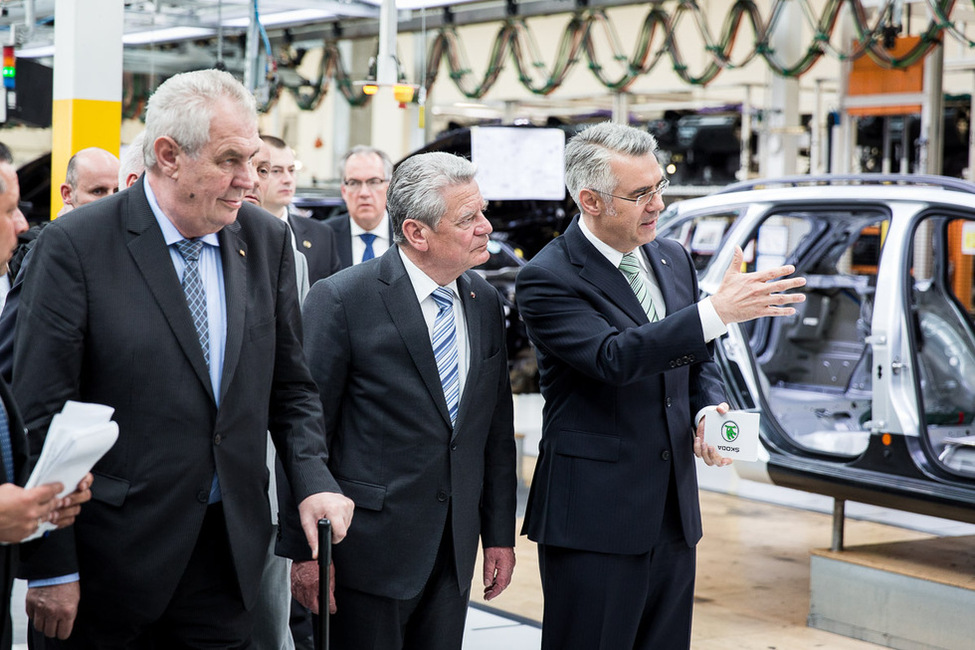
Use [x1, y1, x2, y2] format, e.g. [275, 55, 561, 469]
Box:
[57, 147, 119, 216]
[323, 145, 394, 269]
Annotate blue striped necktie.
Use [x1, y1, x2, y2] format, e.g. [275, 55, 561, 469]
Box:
[619, 251, 659, 322]
[431, 287, 460, 426]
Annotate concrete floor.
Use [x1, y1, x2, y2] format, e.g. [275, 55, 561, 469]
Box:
[461, 456, 975, 649]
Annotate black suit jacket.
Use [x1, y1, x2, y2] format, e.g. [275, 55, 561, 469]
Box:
[321, 212, 395, 270]
[12, 177, 339, 621]
[288, 213, 342, 285]
[278, 248, 517, 600]
[0, 378, 28, 650]
[516, 220, 725, 553]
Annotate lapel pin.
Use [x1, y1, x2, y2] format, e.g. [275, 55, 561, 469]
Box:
[470, 291, 476, 299]
[661, 258, 667, 265]
[239, 249, 246, 257]
[303, 240, 312, 248]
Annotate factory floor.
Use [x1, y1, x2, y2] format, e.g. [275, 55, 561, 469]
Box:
[460, 456, 975, 649]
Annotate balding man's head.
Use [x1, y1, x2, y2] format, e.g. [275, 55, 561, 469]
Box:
[60, 147, 120, 213]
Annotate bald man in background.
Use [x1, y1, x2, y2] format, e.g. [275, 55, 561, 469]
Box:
[57, 148, 119, 216]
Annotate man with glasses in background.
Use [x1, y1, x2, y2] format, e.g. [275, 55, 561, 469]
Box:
[323, 145, 394, 269]
[260, 135, 341, 287]
[516, 121, 806, 650]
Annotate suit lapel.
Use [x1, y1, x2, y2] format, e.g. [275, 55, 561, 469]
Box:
[453, 273, 481, 439]
[125, 181, 214, 402]
[334, 216, 353, 268]
[218, 222, 247, 405]
[643, 240, 678, 315]
[566, 222, 650, 325]
[377, 250, 454, 429]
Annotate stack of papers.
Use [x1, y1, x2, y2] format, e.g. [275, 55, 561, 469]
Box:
[22, 401, 119, 541]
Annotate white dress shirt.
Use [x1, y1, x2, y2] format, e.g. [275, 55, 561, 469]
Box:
[398, 247, 470, 401]
[577, 217, 727, 342]
[351, 212, 391, 264]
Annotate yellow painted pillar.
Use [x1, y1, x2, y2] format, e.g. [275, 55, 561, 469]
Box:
[50, 0, 123, 219]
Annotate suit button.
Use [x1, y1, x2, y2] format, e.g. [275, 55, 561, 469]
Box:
[437, 491, 448, 502]
[197, 490, 208, 504]
[665, 397, 672, 407]
[450, 443, 457, 451]
[214, 434, 222, 446]
[661, 450, 671, 461]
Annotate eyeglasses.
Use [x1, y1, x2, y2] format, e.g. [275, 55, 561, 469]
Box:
[343, 177, 388, 191]
[591, 178, 670, 207]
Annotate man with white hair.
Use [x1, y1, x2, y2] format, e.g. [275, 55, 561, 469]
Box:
[282, 151, 517, 650]
[15, 69, 353, 648]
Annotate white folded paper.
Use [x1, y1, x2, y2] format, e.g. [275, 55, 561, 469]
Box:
[22, 400, 119, 541]
[703, 409, 760, 462]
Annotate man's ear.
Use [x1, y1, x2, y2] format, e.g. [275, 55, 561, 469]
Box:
[59, 183, 73, 206]
[401, 218, 429, 252]
[154, 136, 181, 179]
[578, 188, 604, 217]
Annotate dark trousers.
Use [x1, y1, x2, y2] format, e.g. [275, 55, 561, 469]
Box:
[31, 504, 253, 650]
[537, 473, 697, 650]
[320, 516, 469, 650]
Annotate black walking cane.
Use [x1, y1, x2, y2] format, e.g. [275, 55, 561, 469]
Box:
[317, 518, 332, 650]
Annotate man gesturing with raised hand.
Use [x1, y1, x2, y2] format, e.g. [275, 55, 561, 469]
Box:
[517, 122, 805, 650]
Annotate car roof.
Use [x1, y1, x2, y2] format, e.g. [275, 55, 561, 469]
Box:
[664, 174, 975, 216]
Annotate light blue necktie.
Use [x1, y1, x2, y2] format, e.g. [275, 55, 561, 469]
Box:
[174, 239, 221, 502]
[360, 233, 377, 262]
[619, 251, 659, 322]
[0, 399, 15, 482]
[175, 239, 210, 367]
[431, 287, 460, 426]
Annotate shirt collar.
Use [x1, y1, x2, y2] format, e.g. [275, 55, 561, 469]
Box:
[577, 215, 626, 268]
[144, 178, 221, 248]
[350, 211, 390, 240]
[397, 246, 459, 304]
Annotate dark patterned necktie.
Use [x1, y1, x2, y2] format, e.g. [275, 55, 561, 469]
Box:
[175, 239, 210, 367]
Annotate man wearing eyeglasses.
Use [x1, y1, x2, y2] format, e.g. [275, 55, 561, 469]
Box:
[324, 145, 395, 269]
[515, 122, 806, 650]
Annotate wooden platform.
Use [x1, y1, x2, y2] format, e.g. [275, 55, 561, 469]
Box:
[810, 536, 975, 649]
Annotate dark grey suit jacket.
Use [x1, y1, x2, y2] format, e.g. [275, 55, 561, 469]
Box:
[321, 212, 395, 270]
[0, 378, 28, 650]
[517, 220, 725, 553]
[288, 212, 342, 285]
[12, 177, 339, 621]
[279, 247, 517, 600]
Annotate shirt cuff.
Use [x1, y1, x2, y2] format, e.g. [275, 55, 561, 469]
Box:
[697, 297, 728, 343]
[28, 573, 80, 588]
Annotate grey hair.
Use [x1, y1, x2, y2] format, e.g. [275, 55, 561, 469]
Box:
[341, 145, 394, 181]
[119, 132, 147, 186]
[387, 152, 477, 244]
[142, 69, 256, 170]
[564, 122, 658, 213]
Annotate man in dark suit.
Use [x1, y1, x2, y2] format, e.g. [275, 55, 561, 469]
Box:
[13, 69, 354, 648]
[259, 135, 342, 285]
[0, 152, 92, 650]
[281, 151, 517, 650]
[322, 145, 394, 269]
[516, 122, 806, 650]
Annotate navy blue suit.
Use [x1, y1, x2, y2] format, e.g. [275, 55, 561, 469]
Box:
[321, 212, 394, 270]
[516, 219, 725, 649]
